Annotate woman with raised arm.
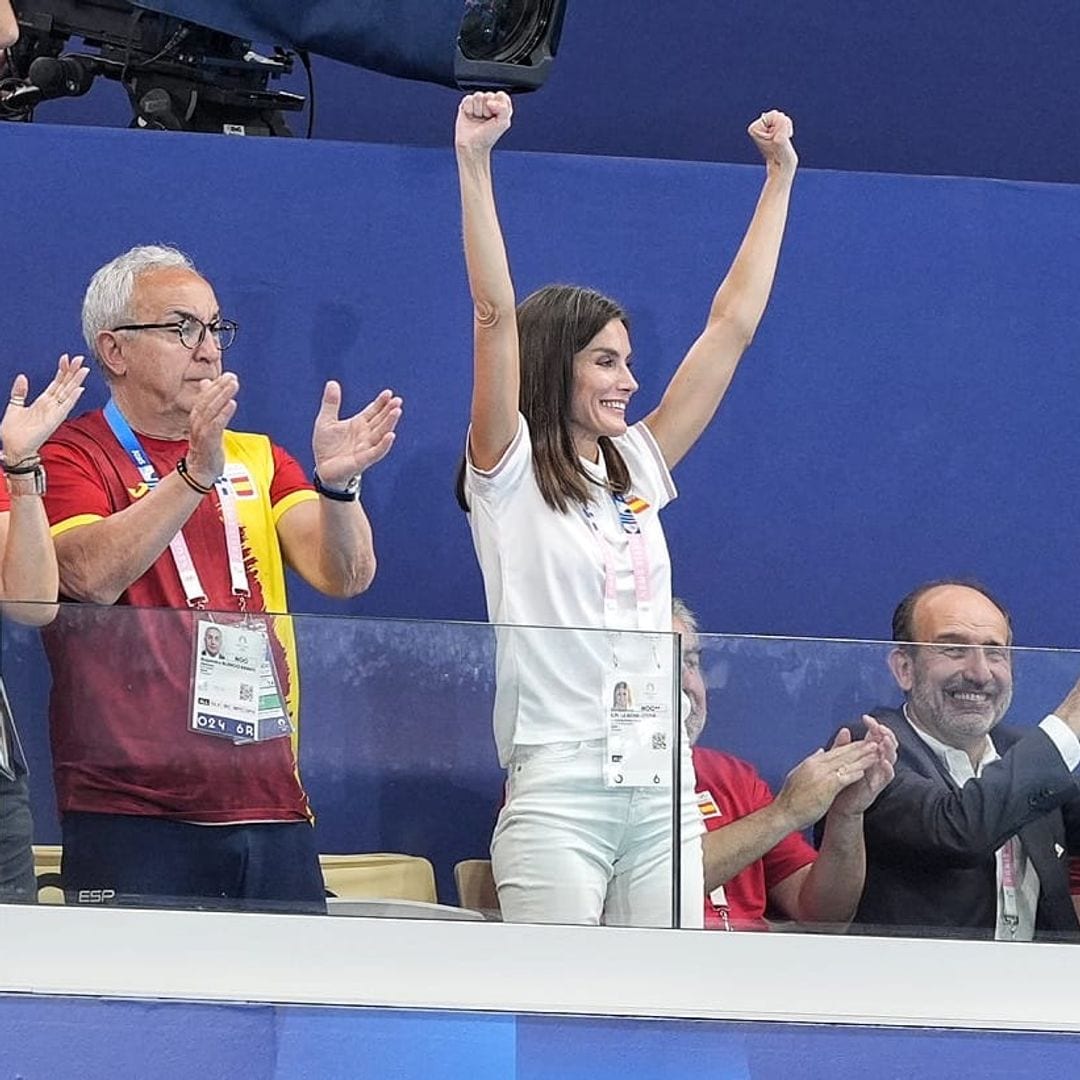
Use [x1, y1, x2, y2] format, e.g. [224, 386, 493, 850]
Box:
[0, 1, 17, 50]
[455, 91, 813, 927]
[0, 354, 89, 904]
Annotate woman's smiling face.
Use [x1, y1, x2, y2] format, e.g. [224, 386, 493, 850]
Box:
[567, 318, 637, 460]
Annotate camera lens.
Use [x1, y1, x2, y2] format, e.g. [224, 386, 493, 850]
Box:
[458, 0, 550, 64]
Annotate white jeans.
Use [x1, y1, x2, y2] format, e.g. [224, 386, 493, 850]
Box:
[491, 740, 704, 928]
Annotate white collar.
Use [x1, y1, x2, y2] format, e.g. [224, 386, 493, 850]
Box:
[903, 702, 999, 782]
[579, 452, 607, 480]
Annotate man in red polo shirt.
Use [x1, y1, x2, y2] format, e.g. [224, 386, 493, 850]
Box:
[676, 599, 897, 930]
[41, 244, 401, 912]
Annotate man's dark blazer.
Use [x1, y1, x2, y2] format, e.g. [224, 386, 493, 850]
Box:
[845, 707, 1080, 939]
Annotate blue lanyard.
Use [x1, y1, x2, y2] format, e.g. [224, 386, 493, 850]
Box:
[581, 492, 641, 536]
[101, 398, 216, 606]
[103, 398, 161, 486]
[100, 401, 250, 607]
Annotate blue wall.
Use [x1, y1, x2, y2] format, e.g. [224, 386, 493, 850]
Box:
[4, 995, 1080, 1080]
[7, 122, 1080, 644]
[27, 1, 1080, 183]
[5, 120, 1080, 890]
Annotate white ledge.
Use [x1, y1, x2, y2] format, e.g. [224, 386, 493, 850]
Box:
[3, 903, 1076, 1031]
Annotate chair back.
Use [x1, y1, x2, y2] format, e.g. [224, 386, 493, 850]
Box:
[32, 844, 64, 905]
[320, 852, 437, 903]
[454, 858, 500, 916]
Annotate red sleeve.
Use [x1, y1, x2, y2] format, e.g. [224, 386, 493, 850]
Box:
[269, 443, 314, 507]
[41, 437, 112, 527]
[752, 774, 818, 890]
[1068, 856, 1080, 895]
[694, 748, 817, 888]
[0, 484, 9, 512]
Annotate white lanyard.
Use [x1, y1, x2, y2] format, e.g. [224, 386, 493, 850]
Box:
[103, 400, 250, 608]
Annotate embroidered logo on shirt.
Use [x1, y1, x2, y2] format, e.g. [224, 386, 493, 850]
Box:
[126, 482, 150, 501]
[697, 789, 723, 820]
[626, 496, 650, 514]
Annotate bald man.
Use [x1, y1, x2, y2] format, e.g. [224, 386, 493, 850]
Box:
[840, 580, 1080, 940]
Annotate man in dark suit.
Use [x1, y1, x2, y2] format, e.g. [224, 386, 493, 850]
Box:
[847, 580, 1080, 940]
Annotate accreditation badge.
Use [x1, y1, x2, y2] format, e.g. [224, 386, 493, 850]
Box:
[602, 669, 673, 788]
[190, 618, 292, 744]
[254, 627, 293, 742]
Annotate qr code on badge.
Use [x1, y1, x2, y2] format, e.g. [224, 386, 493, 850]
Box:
[651, 732, 667, 751]
[239, 683, 254, 703]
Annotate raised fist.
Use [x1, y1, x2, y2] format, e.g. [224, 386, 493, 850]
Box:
[747, 109, 798, 173]
[455, 90, 513, 154]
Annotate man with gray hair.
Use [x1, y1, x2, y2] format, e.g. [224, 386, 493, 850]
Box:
[40, 244, 401, 912]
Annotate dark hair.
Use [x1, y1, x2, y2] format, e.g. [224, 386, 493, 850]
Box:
[456, 283, 631, 513]
[891, 579, 1013, 644]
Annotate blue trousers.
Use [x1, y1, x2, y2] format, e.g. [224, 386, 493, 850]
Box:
[62, 812, 326, 914]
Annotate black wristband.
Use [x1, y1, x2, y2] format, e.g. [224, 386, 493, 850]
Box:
[176, 457, 215, 496]
[2, 455, 43, 475]
[4, 463, 45, 495]
[313, 470, 360, 502]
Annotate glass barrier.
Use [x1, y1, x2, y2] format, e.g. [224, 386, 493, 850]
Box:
[690, 630, 1080, 943]
[7, 603, 1080, 945]
[1, 603, 685, 929]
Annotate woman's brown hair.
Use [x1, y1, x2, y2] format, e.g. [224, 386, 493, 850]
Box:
[457, 283, 631, 513]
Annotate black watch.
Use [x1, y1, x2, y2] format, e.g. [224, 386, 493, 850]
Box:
[313, 470, 361, 502]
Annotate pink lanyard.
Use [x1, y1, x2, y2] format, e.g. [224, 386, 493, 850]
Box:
[580, 493, 652, 625]
[1001, 837, 1020, 937]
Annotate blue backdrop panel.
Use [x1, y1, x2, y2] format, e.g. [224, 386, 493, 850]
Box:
[275, 1007, 516, 1080]
[304, 0, 1080, 183]
[517, 1014, 751, 1079]
[4, 122, 1080, 884]
[6, 995, 1080, 1079]
[29, 2, 1080, 183]
[7, 123, 1080, 642]
[740, 1022, 1080, 1080]
[0, 995, 278, 1080]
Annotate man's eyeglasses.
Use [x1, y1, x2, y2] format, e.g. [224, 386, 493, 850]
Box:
[111, 315, 238, 351]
